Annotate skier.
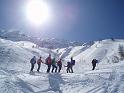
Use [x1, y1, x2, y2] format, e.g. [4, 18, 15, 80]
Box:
[92, 59, 98, 70]
[37, 57, 43, 72]
[45, 54, 52, 73]
[51, 57, 57, 73]
[30, 56, 36, 72]
[65, 62, 71, 73]
[57, 58, 62, 73]
[70, 57, 75, 73]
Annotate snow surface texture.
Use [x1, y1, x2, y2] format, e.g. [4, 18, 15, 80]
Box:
[0, 38, 124, 93]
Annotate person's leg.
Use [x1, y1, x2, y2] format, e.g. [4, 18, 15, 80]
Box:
[58, 65, 62, 72]
[70, 66, 73, 73]
[67, 67, 69, 73]
[92, 66, 95, 70]
[47, 65, 51, 73]
[31, 63, 34, 72]
[66, 67, 68, 73]
[55, 66, 57, 72]
[37, 64, 41, 72]
[58, 66, 60, 72]
[94, 64, 96, 70]
[60, 65, 62, 72]
[92, 64, 96, 70]
[68, 67, 71, 73]
[47, 65, 49, 73]
[51, 65, 54, 73]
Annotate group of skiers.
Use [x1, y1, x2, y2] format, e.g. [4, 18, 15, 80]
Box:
[30, 56, 43, 72]
[30, 54, 98, 73]
[45, 54, 63, 73]
[30, 54, 75, 73]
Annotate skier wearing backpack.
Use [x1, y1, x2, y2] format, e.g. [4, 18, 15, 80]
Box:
[46, 54, 52, 73]
[57, 58, 62, 73]
[51, 57, 57, 73]
[30, 56, 36, 72]
[70, 57, 75, 73]
[92, 59, 98, 70]
[65, 61, 71, 73]
[37, 57, 44, 72]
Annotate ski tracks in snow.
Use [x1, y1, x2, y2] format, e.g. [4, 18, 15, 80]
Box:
[1, 69, 124, 93]
[83, 70, 124, 93]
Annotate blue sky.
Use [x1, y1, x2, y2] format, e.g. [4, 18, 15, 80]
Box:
[0, 0, 124, 42]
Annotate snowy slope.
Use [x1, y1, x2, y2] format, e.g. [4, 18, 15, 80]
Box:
[54, 39, 124, 73]
[73, 39, 124, 72]
[0, 38, 124, 93]
[0, 38, 57, 72]
[53, 42, 91, 60]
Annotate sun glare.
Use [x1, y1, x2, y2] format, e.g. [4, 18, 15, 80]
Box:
[26, 0, 51, 25]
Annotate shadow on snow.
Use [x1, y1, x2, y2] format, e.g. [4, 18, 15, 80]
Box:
[36, 73, 65, 93]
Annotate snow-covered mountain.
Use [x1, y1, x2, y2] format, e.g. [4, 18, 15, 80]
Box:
[0, 29, 84, 49]
[0, 29, 30, 41]
[36, 38, 84, 49]
[0, 38, 124, 93]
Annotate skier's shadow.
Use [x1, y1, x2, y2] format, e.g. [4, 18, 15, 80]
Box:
[48, 73, 64, 93]
[36, 73, 64, 93]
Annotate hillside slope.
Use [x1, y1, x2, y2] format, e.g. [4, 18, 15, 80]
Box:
[0, 38, 124, 93]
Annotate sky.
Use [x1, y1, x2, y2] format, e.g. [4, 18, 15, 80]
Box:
[0, 0, 124, 42]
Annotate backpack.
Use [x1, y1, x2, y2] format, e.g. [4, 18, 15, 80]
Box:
[96, 59, 98, 63]
[71, 60, 75, 65]
[46, 57, 51, 65]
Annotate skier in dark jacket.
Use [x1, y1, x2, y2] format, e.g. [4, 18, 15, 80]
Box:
[46, 54, 52, 73]
[37, 57, 43, 72]
[30, 56, 36, 72]
[51, 58, 57, 73]
[65, 62, 71, 73]
[92, 59, 98, 70]
[57, 58, 62, 73]
[70, 57, 75, 73]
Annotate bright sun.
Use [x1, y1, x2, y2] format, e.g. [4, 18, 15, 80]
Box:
[26, 0, 51, 25]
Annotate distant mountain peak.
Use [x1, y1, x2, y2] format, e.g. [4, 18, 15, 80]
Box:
[0, 29, 84, 49]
